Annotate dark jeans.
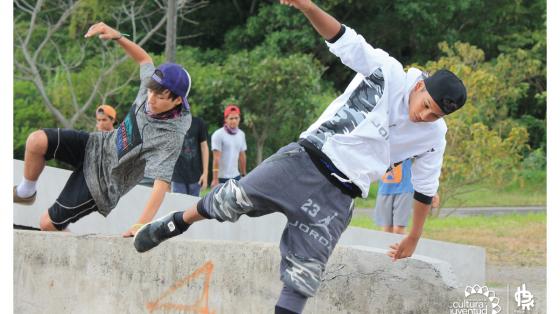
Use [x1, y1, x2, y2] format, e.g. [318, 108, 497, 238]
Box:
[171, 181, 202, 197]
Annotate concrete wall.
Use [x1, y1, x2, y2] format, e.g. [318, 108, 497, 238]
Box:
[14, 230, 462, 314]
[13, 160, 485, 287]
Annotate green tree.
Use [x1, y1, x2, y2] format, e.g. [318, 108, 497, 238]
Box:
[436, 120, 529, 216]
[417, 42, 534, 214]
[175, 46, 335, 166]
[13, 0, 204, 129]
[13, 81, 57, 159]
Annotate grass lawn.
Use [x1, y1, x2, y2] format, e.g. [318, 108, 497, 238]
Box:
[354, 178, 546, 209]
[350, 212, 546, 266]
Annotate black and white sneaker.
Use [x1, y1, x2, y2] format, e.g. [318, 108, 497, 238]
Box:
[134, 211, 184, 253]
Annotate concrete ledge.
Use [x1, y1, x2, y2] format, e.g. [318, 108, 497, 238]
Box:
[14, 230, 461, 313]
[13, 159, 485, 287]
[338, 227, 485, 287]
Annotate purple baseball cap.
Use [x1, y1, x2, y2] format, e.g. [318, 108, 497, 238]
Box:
[151, 63, 191, 111]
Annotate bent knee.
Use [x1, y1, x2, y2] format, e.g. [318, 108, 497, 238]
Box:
[39, 212, 58, 231]
[281, 254, 325, 298]
[210, 179, 254, 222]
[26, 130, 48, 155]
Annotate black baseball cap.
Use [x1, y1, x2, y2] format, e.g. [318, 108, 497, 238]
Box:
[424, 69, 467, 115]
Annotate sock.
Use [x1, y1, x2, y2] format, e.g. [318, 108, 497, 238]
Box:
[275, 306, 299, 314]
[16, 178, 37, 198]
[173, 211, 190, 233]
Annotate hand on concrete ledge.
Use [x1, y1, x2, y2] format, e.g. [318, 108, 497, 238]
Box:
[387, 235, 419, 261]
[122, 223, 144, 238]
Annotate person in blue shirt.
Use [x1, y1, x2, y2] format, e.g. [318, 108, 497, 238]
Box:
[374, 159, 415, 234]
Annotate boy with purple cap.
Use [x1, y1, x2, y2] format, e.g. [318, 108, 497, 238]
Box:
[134, 1, 467, 313]
[13, 22, 192, 237]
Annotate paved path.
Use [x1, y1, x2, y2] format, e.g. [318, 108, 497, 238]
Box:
[355, 206, 546, 217]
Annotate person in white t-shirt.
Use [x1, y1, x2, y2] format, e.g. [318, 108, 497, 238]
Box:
[210, 104, 247, 188]
[135, 1, 467, 313]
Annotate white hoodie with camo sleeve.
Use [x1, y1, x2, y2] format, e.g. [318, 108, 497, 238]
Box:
[299, 25, 446, 198]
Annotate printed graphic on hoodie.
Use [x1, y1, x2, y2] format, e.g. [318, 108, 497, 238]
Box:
[116, 108, 142, 160]
[306, 68, 384, 150]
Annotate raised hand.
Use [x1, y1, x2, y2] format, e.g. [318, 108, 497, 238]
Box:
[279, 0, 313, 11]
[84, 22, 122, 40]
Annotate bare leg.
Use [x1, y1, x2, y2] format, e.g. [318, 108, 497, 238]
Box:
[182, 205, 207, 224]
[39, 211, 59, 231]
[393, 226, 406, 234]
[23, 130, 49, 181]
[382, 226, 393, 233]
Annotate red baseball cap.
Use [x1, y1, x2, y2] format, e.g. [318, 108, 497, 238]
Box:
[224, 104, 240, 118]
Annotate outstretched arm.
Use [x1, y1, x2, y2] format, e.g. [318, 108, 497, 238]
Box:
[122, 179, 170, 237]
[84, 22, 152, 65]
[281, 0, 393, 77]
[388, 148, 444, 260]
[280, 0, 341, 41]
[387, 200, 431, 261]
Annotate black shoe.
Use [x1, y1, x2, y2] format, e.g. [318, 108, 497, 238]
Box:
[134, 211, 184, 253]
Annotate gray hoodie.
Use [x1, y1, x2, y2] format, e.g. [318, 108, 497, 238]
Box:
[83, 63, 191, 215]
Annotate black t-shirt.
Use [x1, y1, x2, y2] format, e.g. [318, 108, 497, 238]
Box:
[172, 117, 208, 184]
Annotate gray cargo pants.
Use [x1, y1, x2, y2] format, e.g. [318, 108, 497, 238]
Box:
[197, 142, 354, 312]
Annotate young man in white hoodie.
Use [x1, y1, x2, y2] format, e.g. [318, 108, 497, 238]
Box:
[134, 1, 467, 313]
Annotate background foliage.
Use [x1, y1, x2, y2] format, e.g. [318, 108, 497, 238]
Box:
[13, 0, 546, 207]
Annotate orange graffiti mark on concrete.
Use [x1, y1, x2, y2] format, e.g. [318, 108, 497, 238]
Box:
[146, 260, 215, 314]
